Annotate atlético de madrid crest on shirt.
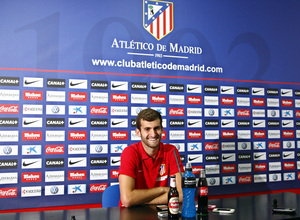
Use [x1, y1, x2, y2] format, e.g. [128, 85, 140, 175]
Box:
[143, 0, 174, 40]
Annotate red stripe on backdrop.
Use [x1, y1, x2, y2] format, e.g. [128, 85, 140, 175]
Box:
[170, 4, 173, 30]
[150, 22, 153, 35]
[163, 10, 166, 36]
[157, 15, 160, 39]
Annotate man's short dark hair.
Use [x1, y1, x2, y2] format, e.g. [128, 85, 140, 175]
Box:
[136, 108, 162, 130]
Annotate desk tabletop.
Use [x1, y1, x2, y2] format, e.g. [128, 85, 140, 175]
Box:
[0, 192, 299, 220]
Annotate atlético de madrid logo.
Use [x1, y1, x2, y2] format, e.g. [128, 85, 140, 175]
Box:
[143, 0, 174, 40]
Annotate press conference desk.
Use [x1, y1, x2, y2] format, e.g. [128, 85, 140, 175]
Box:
[1, 192, 300, 220]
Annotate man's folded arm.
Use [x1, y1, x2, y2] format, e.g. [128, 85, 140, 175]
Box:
[119, 174, 169, 207]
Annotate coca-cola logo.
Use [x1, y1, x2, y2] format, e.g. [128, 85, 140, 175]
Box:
[169, 108, 184, 116]
[90, 183, 107, 193]
[0, 104, 19, 114]
[237, 109, 250, 117]
[0, 188, 17, 198]
[268, 141, 280, 149]
[90, 106, 108, 115]
[45, 145, 64, 154]
[238, 175, 252, 184]
[200, 187, 208, 196]
[205, 143, 219, 151]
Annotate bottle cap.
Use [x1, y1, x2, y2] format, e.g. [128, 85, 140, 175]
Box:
[185, 163, 192, 171]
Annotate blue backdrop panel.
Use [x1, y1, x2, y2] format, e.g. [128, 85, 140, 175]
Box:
[0, 0, 300, 210]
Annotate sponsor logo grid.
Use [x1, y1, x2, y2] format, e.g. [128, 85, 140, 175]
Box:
[0, 76, 299, 198]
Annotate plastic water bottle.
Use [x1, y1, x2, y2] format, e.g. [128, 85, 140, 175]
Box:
[181, 163, 196, 217]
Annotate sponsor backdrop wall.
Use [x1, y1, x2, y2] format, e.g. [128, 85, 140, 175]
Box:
[0, 0, 300, 210]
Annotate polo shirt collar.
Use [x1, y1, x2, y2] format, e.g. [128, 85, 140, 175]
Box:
[139, 142, 164, 160]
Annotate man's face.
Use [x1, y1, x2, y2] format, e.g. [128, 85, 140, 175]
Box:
[136, 118, 163, 149]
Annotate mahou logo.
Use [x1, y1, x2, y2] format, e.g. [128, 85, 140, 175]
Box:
[187, 96, 202, 104]
[252, 98, 265, 106]
[0, 104, 19, 114]
[45, 145, 64, 154]
[296, 110, 300, 117]
[90, 106, 108, 115]
[238, 175, 252, 184]
[69, 92, 87, 101]
[268, 141, 280, 149]
[22, 131, 42, 141]
[90, 183, 107, 193]
[111, 170, 119, 179]
[221, 97, 234, 105]
[69, 131, 87, 140]
[0, 188, 17, 198]
[68, 171, 87, 181]
[237, 109, 250, 117]
[221, 131, 235, 139]
[188, 131, 202, 139]
[283, 162, 295, 170]
[23, 91, 43, 100]
[254, 163, 267, 171]
[22, 172, 42, 182]
[111, 94, 128, 102]
[281, 99, 293, 107]
[222, 165, 236, 173]
[111, 131, 128, 140]
[205, 143, 219, 151]
[169, 108, 184, 116]
[151, 95, 166, 103]
[282, 130, 294, 138]
[253, 130, 266, 138]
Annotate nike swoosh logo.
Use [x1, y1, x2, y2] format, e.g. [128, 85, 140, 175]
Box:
[187, 86, 199, 91]
[253, 90, 262, 94]
[24, 80, 40, 85]
[254, 154, 264, 159]
[283, 153, 293, 158]
[111, 121, 124, 126]
[221, 88, 232, 92]
[188, 156, 200, 161]
[70, 82, 84, 87]
[281, 91, 290, 95]
[222, 155, 233, 160]
[282, 122, 292, 126]
[69, 159, 84, 165]
[23, 161, 38, 167]
[188, 121, 200, 126]
[23, 120, 40, 125]
[112, 83, 125, 88]
[151, 85, 164, 90]
[112, 159, 120, 164]
[253, 122, 263, 126]
[69, 120, 84, 125]
[222, 121, 232, 126]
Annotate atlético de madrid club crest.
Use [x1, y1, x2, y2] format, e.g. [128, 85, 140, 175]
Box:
[143, 0, 174, 40]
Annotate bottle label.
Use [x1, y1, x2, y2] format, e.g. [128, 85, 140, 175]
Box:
[168, 197, 179, 214]
[182, 177, 196, 188]
[200, 187, 208, 196]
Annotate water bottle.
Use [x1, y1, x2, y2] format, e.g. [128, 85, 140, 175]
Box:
[181, 163, 197, 217]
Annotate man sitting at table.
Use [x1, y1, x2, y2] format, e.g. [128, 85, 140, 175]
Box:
[118, 108, 184, 207]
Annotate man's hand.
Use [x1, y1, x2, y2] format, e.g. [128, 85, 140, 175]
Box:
[119, 174, 169, 207]
[119, 172, 182, 207]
